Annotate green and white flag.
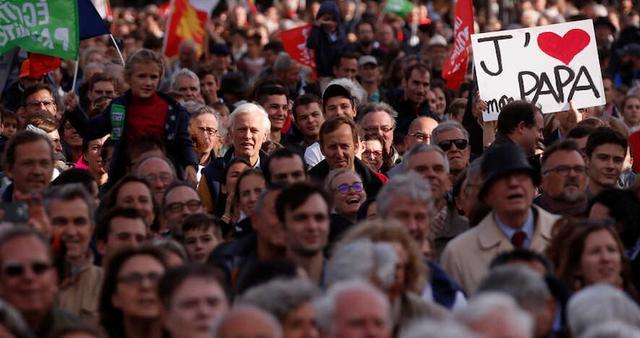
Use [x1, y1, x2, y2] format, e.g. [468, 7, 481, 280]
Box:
[0, 0, 79, 60]
[384, 0, 414, 17]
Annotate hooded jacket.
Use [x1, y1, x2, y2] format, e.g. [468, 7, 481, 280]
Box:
[306, 1, 348, 77]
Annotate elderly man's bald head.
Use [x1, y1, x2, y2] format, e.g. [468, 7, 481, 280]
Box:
[213, 306, 283, 338]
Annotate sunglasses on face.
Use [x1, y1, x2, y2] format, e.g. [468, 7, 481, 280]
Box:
[2, 260, 51, 277]
[335, 182, 364, 194]
[438, 139, 468, 151]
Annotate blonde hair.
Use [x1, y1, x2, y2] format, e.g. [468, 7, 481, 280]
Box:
[124, 49, 165, 80]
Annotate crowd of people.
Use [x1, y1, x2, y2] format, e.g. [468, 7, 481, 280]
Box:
[0, 0, 638, 337]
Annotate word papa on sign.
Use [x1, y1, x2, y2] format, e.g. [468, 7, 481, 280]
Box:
[471, 20, 605, 121]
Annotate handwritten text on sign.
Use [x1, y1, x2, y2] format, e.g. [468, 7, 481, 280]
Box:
[471, 20, 605, 121]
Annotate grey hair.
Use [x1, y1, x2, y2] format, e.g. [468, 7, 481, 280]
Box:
[403, 143, 450, 174]
[228, 102, 271, 135]
[273, 52, 296, 74]
[432, 121, 470, 144]
[149, 238, 188, 261]
[314, 279, 391, 336]
[0, 299, 34, 338]
[237, 278, 319, 321]
[186, 102, 228, 138]
[43, 183, 95, 224]
[212, 305, 283, 338]
[401, 319, 481, 338]
[581, 321, 640, 338]
[477, 265, 550, 314]
[377, 172, 434, 218]
[255, 187, 282, 218]
[170, 68, 200, 93]
[134, 155, 177, 178]
[455, 292, 533, 338]
[326, 78, 367, 107]
[567, 284, 640, 337]
[325, 239, 397, 289]
[324, 168, 362, 193]
[357, 102, 398, 126]
[82, 62, 105, 80]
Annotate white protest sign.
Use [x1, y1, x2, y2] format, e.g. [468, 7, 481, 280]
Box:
[471, 20, 605, 121]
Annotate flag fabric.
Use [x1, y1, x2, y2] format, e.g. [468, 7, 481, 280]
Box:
[79, 0, 110, 40]
[442, 0, 474, 90]
[384, 0, 414, 17]
[27, 53, 61, 77]
[281, 24, 316, 79]
[0, 0, 79, 60]
[90, 0, 112, 21]
[163, 0, 219, 58]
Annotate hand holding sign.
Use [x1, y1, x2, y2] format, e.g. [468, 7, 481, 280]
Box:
[471, 20, 605, 121]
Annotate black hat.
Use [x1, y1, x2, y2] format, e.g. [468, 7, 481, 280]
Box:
[479, 143, 540, 200]
[322, 83, 352, 102]
[210, 43, 231, 56]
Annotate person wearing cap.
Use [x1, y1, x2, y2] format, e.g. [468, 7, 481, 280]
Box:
[322, 82, 357, 119]
[425, 34, 449, 79]
[2, 58, 48, 112]
[440, 143, 560, 293]
[358, 55, 385, 103]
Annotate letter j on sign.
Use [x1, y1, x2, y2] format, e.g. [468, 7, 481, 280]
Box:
[471, 20, 605, 121]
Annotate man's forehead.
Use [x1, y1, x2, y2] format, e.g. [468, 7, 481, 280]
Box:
[138, 158, 172, 173]
[546, 149, 584, 165]
[363, 111, 391, 124]
[271, 155, 303, 169]
[265, 95, 288, 104]
[28, 89, 53, 100]
[592, 143, 626, 155]
[0, 235, 49, 260]
[166, 185, 198, 202]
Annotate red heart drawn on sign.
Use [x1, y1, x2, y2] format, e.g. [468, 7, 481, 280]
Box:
[537, 29, 590, 65]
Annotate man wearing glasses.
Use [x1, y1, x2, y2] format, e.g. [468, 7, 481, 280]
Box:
[18, 84, 58, 123]
[357, 102, 401, 165]
[162, 182, 205, 238]
[534, 140, 589, 217]
[404, 116, 439, 150]
[432, 121, 471, 178]
[188, 107, 221, 181]
[0, 227, 77, 336]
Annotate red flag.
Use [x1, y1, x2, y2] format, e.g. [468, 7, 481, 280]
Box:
[442, 0, 474, 90]
[280, 24, 317, 80]
[20, 54, 61, 79]
[163, 0, 219, 58]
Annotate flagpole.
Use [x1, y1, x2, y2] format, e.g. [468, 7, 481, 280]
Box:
[71, 60, 79, 92]
[109, 34, 125, 66]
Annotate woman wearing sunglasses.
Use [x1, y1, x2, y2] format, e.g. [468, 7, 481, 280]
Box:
[99, 246, 167, 338]
[325, 169, 367, 243]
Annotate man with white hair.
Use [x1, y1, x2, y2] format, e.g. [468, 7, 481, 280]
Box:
[314, 280, 392, 338]
[400, 319, 481, 338]
[213, 306, 283, 338]
[455, 293, 534, 338]
[199, 103, 270, 212]
[567, 284, 640, 338]
[171, 68, 202, 102]
[477, 265, 557, 338]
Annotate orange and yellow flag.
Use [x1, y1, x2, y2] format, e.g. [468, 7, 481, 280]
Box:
[163, 0, 219, 58]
